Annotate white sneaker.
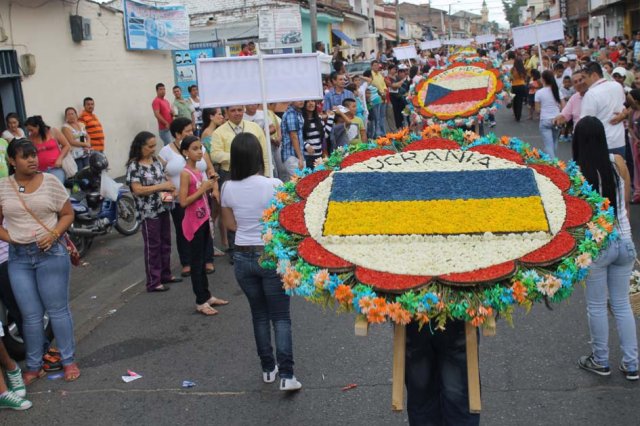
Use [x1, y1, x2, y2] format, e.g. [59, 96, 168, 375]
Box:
[263, 365, 278, 383]
[279, 376, 302, 391]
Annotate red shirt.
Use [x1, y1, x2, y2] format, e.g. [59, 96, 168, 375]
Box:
[152, 97, 172, 130]
[36, 138, 61, 171]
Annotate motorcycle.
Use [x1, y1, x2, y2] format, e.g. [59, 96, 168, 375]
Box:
[65, 152, 140, 257]
[0, 299, 53, 360]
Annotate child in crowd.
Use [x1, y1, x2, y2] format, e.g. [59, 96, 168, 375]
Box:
[0, 325, 30, 410]
[331, 99, 366, 150]
[528, 69, 542, 120]
[178, 135, 228, 316]
[559, 76, 575, 143]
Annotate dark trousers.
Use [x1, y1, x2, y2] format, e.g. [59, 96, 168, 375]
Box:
[0, 261, 23, 336]
[390, 94, 406, 129]
[512, 85, 527, 122]
[305, 155, 320, 169]
[233, 250, 294, 378]
[190, 221, 212, 305]
[405, 320, 480, 426]
[171, 204, 214, 266]
[141, 212, 173, 291]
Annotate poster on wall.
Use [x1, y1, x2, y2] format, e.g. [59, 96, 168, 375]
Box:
[123, 0, 189, 50]
[173, 48, 215, 96]
[259, 7, 303, 50]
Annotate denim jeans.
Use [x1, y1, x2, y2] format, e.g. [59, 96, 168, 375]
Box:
[405, 320, 480, 426]
[233, 250, 294, 378]
[159, 129, 173, 146]
[585, 238, 638, 371]
[45, 167, 66, 184]
[370, 103, 387, 138]
[8, 241, 74, 371]
[539, 118, 559, 158]
[282, 156, 299, 183]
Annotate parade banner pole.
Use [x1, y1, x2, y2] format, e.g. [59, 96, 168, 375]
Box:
[257, 52, 275, 176]
[391, 324, 406, 411]
[465, 322, 482, 413]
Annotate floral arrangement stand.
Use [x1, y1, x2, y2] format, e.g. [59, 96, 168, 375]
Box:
[261, 126, 616, 412]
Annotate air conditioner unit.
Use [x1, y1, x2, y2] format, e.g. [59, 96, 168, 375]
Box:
[20, 53, 36, 76]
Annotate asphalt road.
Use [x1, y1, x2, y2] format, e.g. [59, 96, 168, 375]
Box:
[5, 107, 640, 425]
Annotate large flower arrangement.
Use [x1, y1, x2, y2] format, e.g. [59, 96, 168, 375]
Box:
[409, 55, 510, 128]
[260, 127, 616, 329]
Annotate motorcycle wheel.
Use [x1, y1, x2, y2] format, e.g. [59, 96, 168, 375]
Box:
[2, 310, 54, 361]
[70, 233, 93, 258]
[115, 192, 140, 236]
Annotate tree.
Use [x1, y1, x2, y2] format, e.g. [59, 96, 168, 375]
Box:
[502, 0, 527, 29]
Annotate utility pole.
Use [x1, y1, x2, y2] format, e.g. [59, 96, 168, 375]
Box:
[395, 0, 400, 45]
[448, 4, 452, 39]
[310, 0, 318, 50]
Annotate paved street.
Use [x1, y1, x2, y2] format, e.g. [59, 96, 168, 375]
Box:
[5, 107, 640, 425]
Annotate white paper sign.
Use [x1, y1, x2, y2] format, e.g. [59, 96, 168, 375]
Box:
[420, 40, 442, 50]
[512, 19, 564, 48]
[393, 45, 418, 60]
[475, 34, 496, 44]
[444, 38, 473, 46]
[197, 54, 324, 108]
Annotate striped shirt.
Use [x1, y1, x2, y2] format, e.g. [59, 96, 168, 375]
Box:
[303, 115, 334, 158]
[281, 106, 304, 161]
[79, 110, 105, 152]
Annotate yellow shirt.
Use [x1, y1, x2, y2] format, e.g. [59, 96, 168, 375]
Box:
[211, 120, 271, 177]
[371, 71, 387, 95]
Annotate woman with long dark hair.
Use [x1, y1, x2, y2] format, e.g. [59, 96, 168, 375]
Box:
[126, 131, 177, 292]
[24, 116, 72, 183]
[302, 100, 332, 168]
[573, 117, 638, 381]
[535, 70, 565, 158]
[221, 133, 302, 392]
[2, 113, 25, 142]
[510, 55, 527, 122]
[0, 138, 78, 384]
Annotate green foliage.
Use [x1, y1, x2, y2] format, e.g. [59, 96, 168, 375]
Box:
[502, 0, 527, 29]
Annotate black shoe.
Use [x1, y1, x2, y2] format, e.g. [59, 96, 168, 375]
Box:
[149, 285, 170, 292]
[619, 364, 639, 381]
[578, 354, 611, 376]
[162, 277, 183, 284]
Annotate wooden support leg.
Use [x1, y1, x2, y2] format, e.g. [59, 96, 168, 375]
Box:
[465, 322, 482, 413]
[482, 315, 496, 337]
[355, 314, 369, 337]
[391, 324, 406, 412]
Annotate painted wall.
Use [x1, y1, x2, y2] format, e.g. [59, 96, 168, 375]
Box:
[0, 0, 174, 176]
[301, 9, 343, 53]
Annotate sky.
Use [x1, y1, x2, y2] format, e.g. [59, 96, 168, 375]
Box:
[402, 0, 508, 26]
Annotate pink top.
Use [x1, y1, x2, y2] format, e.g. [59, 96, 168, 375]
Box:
[152, 97, 173, 130]
[181, 167, 211, 242]
[560, 92, 583, 124]
[35, 138, 61, 171]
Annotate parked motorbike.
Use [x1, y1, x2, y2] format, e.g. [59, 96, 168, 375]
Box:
[65, 152, 139, 257]
[0, 299, 53, 360]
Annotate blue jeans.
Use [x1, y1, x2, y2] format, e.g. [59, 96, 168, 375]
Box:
[539, 118, 559, 158]
[159, 129, 173, 146]
[370, 103, 387, 138]
[8, 241, 74, 371]
[233, 250, 294, 378]
[585, 238, 638, 371]
[405, 320, 480, 426]
[46, 167, 66, 184]
[609, 146, 626, 157]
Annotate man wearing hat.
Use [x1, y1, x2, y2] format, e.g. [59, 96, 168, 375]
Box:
[563, 54, 579, 79]
[608, 41, 620, 64]
[612, 67, 632, 93]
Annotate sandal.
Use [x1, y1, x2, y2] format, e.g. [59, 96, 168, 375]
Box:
[181, 267, 191, 277]
[196, 303, 218, 316]
[207, 297, 229, 306]
[206, 263, 215, 274]
[22, 369, 46, 385]
[63, 363, 81, 382]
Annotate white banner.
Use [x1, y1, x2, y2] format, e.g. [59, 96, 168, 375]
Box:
[420, 40, 442, 50]
[443, 38, 473, 46]
[393, 45, 418, 60]
[197, 54, 323, 108]
[259, 7, 303, 50]
[475, 34, 496, 44]
[512, 19, 564, 48]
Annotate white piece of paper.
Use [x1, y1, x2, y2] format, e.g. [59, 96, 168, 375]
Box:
[512, 19, 564, 48]
[443, 38, 472, 46]
[122, 374, 142, 383]
[420, 40, 442, 50]
[393, 45, 418, 60]
[475, 34, 496, 44]
[197, 54, 324, 108]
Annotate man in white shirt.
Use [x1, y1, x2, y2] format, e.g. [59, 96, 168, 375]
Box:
[316, 41, 333, 75]
[580, 62, 627, 155]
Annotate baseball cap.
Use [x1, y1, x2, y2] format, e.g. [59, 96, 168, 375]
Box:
[612, 66, 627, 77]
[608, 41, 616, 47]
[567, 54, 577, 61]
[559, 56, 568, 63]
[398, 64, 408, 70]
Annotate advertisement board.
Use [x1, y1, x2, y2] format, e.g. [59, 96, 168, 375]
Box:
[123, 0, 189, 50]
[173, 48, 215, 96]
[259, 7, 303, 50]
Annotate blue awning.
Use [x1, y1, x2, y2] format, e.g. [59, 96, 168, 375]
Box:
[332, 29, 357, 46]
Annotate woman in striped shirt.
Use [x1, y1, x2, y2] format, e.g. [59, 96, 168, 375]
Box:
[302, 100, 333, 168]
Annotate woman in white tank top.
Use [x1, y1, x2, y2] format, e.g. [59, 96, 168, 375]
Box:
[572, 116, 638, 380]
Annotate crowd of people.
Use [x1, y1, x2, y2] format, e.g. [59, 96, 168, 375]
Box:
[0, 31, 638, 421]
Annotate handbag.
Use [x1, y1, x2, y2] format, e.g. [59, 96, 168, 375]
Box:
[9, 177, 81, 266]
[61, 152, 78, 178]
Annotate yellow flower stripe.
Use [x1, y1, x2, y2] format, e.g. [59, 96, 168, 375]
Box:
[323, 197, 550, 236]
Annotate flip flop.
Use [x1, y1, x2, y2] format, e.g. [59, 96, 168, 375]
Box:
[206, 264, 215, 274]
[207, 297, 229, 306]
[196, 304, 218, 316]
[149, 285, 170, 292]
[23, 369, 46, 386]
[162, 277, 183, 284]
[181, 269, 191, 277]
[63, 363, 81, 382]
